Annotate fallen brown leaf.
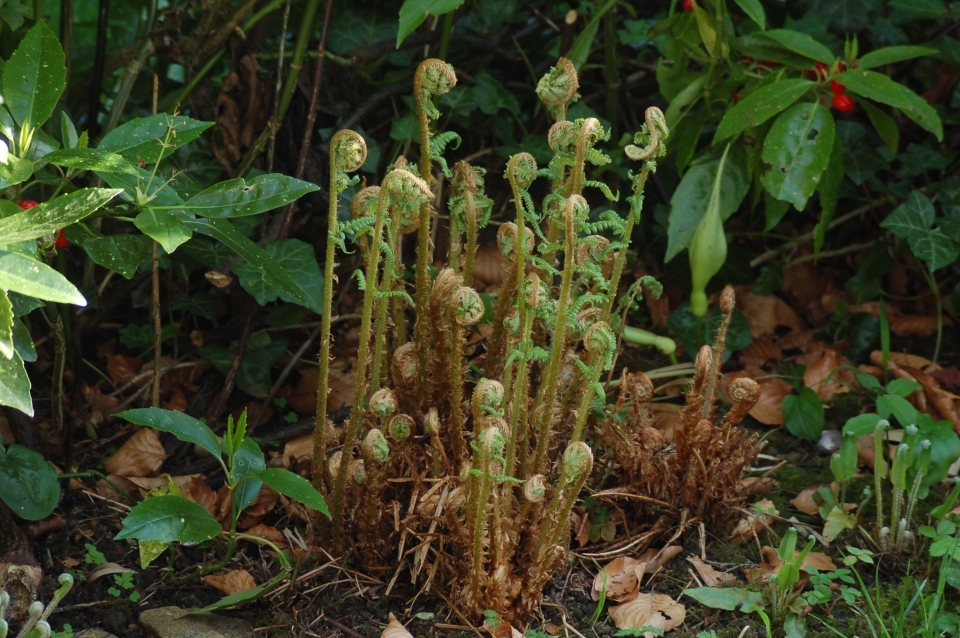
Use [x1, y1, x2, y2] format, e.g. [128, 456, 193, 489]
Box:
[242, 524, 288, 550]
[105, 428, 166, 477]
[686, 556, 735, 587]
[381, 615, 414, 638]
[482, 617, 523, 638]
[106, 355, 144, 386]
[790, 487, 821, 517]
[804, 348, 847, 401]
[739, 337, 783, 367]
[203, 569, 256, 596]
[889, 314, 951, 339]
[750, 378, 794, 425]
[759, 545, 837, 585]
[608, 593, 686, 636]
[284, 365, 355, 415]
[738, 288, 806, 338]
[729, 499, 778, 545]
[591, 547, 682, 602]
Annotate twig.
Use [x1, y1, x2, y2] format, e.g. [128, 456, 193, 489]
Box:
[111, 357, 189, 413]
[276, 0, 334, 240]
[783, 240, 876, 268]
[749, 202, 877, 268]
[207, 300, 258, 424]
[322, 617, 364, 638]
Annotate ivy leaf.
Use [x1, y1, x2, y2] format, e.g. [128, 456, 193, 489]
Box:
[397, 0, 465, 47]
[233, 239, 323, 314]
[714, 79, 814, 142]
[115, 495, 221, 543]
[881, 192, 935, 238]
[198, 331, 288, 398]
[474, 71, 521, 117]
[0, 442, 59, 519]
[783, 387, 824, 441]
[761, 102, 836, 210]
[0, 250, 86, 305]
[909, 229, 959, 272]
[82, 235, 150, 279]
[2, 21, 66, 131]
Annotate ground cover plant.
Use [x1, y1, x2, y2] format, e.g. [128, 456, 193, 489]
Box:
[2, 0, 960, 637]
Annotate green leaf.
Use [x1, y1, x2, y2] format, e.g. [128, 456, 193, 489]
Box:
[0, 289, 13, 359]
[783, 387, 824, 441]
[81, 235, 150, 279]
[886, 378, 922, 397]
[2, 21, 66, 131]
[666, 144, 749, 261]
[40, 148, 139, 176]
[12, 316, 34, 362]
[134, 209, 192, 254]
[98, 114, 213, 165]
[732, 0, 765, 29]
[231, 438, 265, 512]
[761, 102, 836, 210]
[666, 302, 753, 359]
[0, 188, 122, 243]
[566, 0, 618, 70]
[397, 0, 465, 47]
[908, 228, 959, 272]
[179, 174, 320, 218]
[183, 217, 305, 305]
[813, 133, 843, 257]
[117, 408, 223, 464]
[473, 71, 521, 117]
[842, 413, 882, 437]
[858, 46, 937, 70]
[0, 351, 32, 415]
[97, 167, 184, 207]
[859, 101, 899, 153]
[822, 505, 857, 543]
[684, 587, 763, 613]
[256, 468, 330, 517]
[833, 70, 942, 141]
[759, 30, 835, 63]
[0, 155, 33, 189]
[115, 495, 221, 543]
[0, 442, 59, 519]
[714, 79, 814, 142]
[881, 192, 935, 238]
[183, 581, 272, 614]
[0, 105, 15, 144]
[198, 332, 288, 399]
[0, 250, 86, 305]
[61, 112, 79, 149]
[233, 239, 323, 314]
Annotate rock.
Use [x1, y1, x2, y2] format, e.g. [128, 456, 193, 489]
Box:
[140, 606, 255, 638]
[76, 630, 119, 638]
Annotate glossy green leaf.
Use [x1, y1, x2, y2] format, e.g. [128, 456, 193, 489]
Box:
[833, 70, 942, 141]
[2, 21, 66, 131]
[97, 167, 185, 207]
[82, 235, 150, 279]
[666, 144, 749, 260]
[231, 438, 265, 512]
[0, 105, 16, 144]
[61, 112, 78, 149]
[0, 188, 121, 243]
[843, 413, 882, 437]
[882, 191, 935, 237]
[0, 155, 33, 189]
[783, 387, 824, 441]
[0, 350, 32, 414]
[732, 0, 765, 29]
[714, 79, 814, 142]
[98, 114, 213, 164]
[257, 468, 330, 517]
[684, 587, 763, 613]
[183, 582, 272, 614]
[915, 418, 960, 494]
[183, 217, 305, 304]
[0, 250, 86, 305]
[759, 30, 834, 63]
[886, 378, 923, 397]
[761, 102, 836, 210]
[0, 288, 13, 359]
[858, 45, 937, 70]
[134, 209, 192, 254]
[115, 495, 221, 543]
[734, 34, 816, 68]
[813, 133, 843, 257]
[0, 442, 59, 519]
[179, 174, 319, 218]
[822, 505, 857, 543]
[859, 100, 899, 153]
[13, 317, 36, 362]
[40, 148, 139, 176]
[397, 0, 465, 47]
[117, 407, 223, 463]
[233, 239, 323, 313]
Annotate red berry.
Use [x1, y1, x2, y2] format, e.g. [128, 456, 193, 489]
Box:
[732, 91, 740, 103]
[683, 0, 694, 10]
[815, 61, 828, 79]
[17, 200, 39, 210]
[55, 229, 68, 249]
[761, 60, 781, 67]
[830, 80, 846, 94]
[741, 55, 754, 63]
[832, 93, 855, 112]
[803, 69, 817, 80]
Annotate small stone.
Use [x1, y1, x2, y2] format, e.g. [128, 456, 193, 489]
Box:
[818, 429, 842, 454]
[76, 630, 118, 638]
[140, 606, 254, 638]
